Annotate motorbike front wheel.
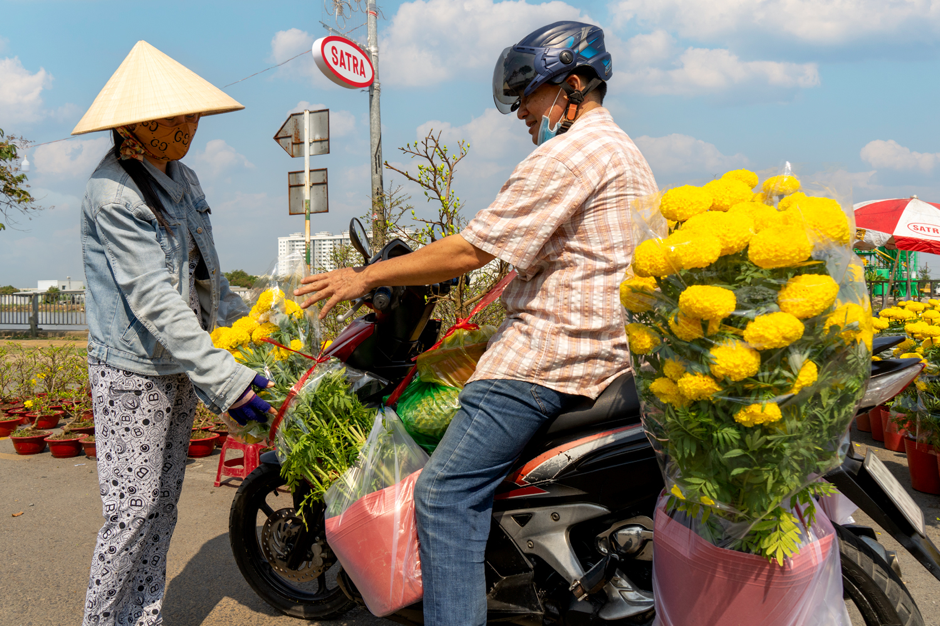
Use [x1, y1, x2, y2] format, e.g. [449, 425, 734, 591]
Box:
[229, 462, 356, 619]
[837, 524, 924, 626]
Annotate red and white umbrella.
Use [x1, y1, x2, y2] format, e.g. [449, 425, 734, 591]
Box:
[854, 196, 940, 253]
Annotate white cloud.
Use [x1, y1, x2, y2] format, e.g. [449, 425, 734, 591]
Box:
[271, 28, 314, 64]
[288, 101, 356, 137]
[382, 0, 587, 87]
[633, 134, 750, 176]
[32, 137, 110, 179]
[270, 28, 341, 88]
[861, 139, 940, 173]
[610, 0, 940, 45]
[615, 32, 819, 96]
[192, 140, 254, 178]
[0, 56, 53, 124]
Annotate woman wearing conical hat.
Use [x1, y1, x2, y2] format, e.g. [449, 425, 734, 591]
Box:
[74, 41, 274, 626]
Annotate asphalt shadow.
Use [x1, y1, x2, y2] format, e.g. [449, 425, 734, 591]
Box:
[162, 532, 282, 624]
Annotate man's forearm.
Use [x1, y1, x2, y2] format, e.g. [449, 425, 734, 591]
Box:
[363, 234, 495, 289]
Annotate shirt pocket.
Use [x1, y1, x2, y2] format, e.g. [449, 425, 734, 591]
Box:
[193, 196, 214, 240]
[120, 315, 167, 360]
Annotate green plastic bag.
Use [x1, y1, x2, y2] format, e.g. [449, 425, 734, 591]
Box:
[397, 378, 461, 453]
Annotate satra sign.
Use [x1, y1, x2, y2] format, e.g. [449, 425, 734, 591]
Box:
[312, 36, 375, 89]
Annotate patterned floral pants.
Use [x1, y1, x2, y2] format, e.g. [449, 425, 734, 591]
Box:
[82, 361, 197, 626]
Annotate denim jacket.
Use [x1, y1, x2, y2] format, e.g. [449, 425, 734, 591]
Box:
[81, 151, 254, 414]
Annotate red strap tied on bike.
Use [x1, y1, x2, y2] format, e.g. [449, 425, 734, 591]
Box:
[384, 270, 518, 407]
[261, 338, 331, 442]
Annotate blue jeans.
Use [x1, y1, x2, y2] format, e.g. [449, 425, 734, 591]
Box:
[414, 379, 578, 625]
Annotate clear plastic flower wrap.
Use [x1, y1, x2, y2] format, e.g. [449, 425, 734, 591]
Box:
[415, 325, 497, 388]
[623, 165, 872, 565]
[323, 407, 428, 617]
[274, 359, 387, 503]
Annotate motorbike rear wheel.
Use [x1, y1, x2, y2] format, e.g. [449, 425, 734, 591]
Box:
[837, 524, 924, 626]
[229, 463, 356, 620]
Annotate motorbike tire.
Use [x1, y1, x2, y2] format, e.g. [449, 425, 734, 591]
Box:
[836, 524, 924, 626]
[229, 463, 356, 620]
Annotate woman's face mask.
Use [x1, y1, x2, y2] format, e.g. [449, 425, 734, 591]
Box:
[132, 115, 199, 162]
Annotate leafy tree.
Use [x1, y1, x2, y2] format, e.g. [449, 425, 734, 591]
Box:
[0, 285, 18, 295]
[1, 129, 44, 231]
[223, 269, 259, 289]
[44, 286, 61, 304]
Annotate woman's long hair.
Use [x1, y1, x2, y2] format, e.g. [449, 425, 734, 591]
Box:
[111, 129, 174, 235]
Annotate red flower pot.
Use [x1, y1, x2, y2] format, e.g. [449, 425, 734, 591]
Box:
[10, 431, 49, 455]
[81, 436, 96, 459]
[5, 407, 29, 418]
[870, 407, 885, 442]
[24, 412, 61, 430]
[45, 435, 84, 459]
[904, 438, 940, 495]
[188, 433, 219, 458]
[855, 411, 872, 432]
[210, 428, 229, 445]
[882, 412, 906, 452]
[67, 424, 96, 436]
[48, 404, 72, 418]
[0, 417, 24, 437]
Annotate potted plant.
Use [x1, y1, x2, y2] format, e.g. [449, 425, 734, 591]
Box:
[21, 395, 63, 430]
[10, 426, 50, 455]
[80, 434, 96, 459]
[210, 423, 229, 445]
[0, 412, 24, 437]
[45, 430, 85, 458]
[188, 429, 219, 457]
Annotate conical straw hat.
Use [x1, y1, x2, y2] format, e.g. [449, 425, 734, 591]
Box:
[72, 41, 244, 135]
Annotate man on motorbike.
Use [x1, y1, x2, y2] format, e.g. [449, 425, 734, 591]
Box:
[295, 21, 657, 624]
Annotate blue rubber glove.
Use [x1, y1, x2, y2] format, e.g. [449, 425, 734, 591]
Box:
[227, 374, 275, 425]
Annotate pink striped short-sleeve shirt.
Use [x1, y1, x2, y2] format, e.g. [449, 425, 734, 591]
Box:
[461, 107, 657, 399]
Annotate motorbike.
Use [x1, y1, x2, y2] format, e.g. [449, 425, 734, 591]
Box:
[229, 218, 939, 625]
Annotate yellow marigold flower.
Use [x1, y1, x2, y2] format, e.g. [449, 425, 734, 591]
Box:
[930, 299, 939, 307]
[825, 303, 870, 346]
[650, 377, 688, 407]
[916, 379, 927, 390]
[721, 169, 759, 189]
[922, 309, 940, 319]
[227, 327, 252, 348]
[289, 339, 304, 351]
[906, 301, 927, 312]
[232, 316, 260, 336]
[734, 402, 783, 427]
[871, 317, 890, 330]
[923, 326, 940, 338]
[916, 346, 925, 354]
[210, 327, 230, 349]
[743, 312, 805, 350]
[752, 191, 773, 205]
[762, 175, 801, 197]
[776, 274, 839, 320]
[787, 197, 851, 245]
[709, 340, 761, 382]
[626, 323, 660, 354]
[747, 226, 812, 269]
[677, 373, 722, 401]
[669, 312, 705, 341]
[620, 276, 659, 313]
[663, 358, 687, 381]
[729, 201, 782, 233]
[284, 299, 304, 319]
[923, 338, 934, 350]
[665, 231, 722, 270]
[659, 185, 714, 221]
[777, 191, 809, 212]
[683, 210, 755, 256]
[678, 285, 737, 321]
[791, 360, 818, 394]
[251, 322, 278, 344]
[633, 239, 675, 278]
[900, 352, 924, 360]
[704, 178, 755, 212]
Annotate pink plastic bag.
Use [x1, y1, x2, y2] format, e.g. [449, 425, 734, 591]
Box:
[325, 470, 423, 617]
[323, 407, 428, 617]
[652, 494, 848, 626]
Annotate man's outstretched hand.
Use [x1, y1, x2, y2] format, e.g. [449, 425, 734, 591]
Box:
[294, 266, 372, 319]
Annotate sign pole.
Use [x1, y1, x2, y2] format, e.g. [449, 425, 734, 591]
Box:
[367, 0, 385, 248]
[304, 110, 311, 274]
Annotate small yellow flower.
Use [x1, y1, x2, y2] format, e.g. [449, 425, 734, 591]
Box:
[678, 285, 737, 321]
[663, 358, 687, 382]
[700, 495, 716, 506]
[734, 402, 783, 427]
[650, 377, 688, 407]
[743, 312, 805, 350]
[790, 361, 818, 394]
[620, 276, 659, 313]
[670, 484, 685, 500]
[709, 340, 761, 382]
[761, 175, 801, 197]
[626, 323, 660, 355]
[633, 239, 675, 278]
[677, 373, 722, 401]
[24, 400, 33, 409]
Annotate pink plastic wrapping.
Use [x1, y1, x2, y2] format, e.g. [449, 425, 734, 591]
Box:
[652, 493, 849, 626]
[323, 407, 428, 616]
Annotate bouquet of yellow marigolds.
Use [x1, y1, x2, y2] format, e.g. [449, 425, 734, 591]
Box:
[211, 272, 321, 442]
[623, 166, 872, 564]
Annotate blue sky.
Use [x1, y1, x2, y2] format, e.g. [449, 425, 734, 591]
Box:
[3, 0, 940, 287]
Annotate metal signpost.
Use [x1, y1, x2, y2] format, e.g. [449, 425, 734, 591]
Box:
[274, 109, 330, 272]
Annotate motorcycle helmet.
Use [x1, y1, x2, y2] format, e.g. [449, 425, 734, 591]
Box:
[492, 21, 612, 115]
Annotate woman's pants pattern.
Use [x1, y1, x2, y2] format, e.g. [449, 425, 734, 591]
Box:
[82, 361, 197, 626]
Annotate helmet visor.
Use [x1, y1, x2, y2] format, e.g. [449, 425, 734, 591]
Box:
[492, 47, 536, 114]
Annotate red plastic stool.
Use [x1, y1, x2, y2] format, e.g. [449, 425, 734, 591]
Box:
[214, 437, 266, 487]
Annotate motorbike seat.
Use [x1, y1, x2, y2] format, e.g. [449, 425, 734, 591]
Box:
[543, 371, 641, 439]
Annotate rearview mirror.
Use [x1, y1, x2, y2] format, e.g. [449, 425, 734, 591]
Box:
[349, 218, 372, 263]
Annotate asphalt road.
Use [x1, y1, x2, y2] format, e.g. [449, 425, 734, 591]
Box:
[1, 424, 938, 626]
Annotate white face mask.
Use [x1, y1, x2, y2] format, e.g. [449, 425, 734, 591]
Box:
[536, 87, 566, 146]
